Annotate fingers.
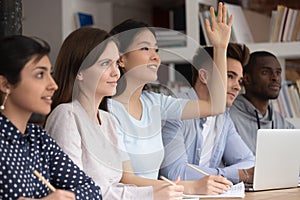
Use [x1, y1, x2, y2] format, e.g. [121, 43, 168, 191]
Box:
[170, 185, 184, 199]
[210, 2, 233, 26]
[163, 185, 184, 200]
[222, 3, 227, 24]
[204, 175, 233, 194]
[228, 14, 234, 27]
[205, 18, 212, 33]
[217, 2, 223, 23]
[214, 175, 233, 187]
[210, 6, 216, 24]
[173, 176, 181, 184]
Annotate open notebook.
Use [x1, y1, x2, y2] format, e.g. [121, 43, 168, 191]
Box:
[183, 182, 245, 199]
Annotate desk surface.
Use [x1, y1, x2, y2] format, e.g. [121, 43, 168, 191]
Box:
[201, 187, 300, 200]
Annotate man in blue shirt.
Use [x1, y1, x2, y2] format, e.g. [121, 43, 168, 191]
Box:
[160, 44, 255, 193]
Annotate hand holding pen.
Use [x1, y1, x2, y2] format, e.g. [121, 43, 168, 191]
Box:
[187, 164, 233, 195]
[17, 170, 75, 200]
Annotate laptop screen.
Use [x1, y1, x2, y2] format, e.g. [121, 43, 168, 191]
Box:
[251, 129, 300, 191]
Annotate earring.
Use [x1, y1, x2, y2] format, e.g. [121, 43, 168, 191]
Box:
[0, 88, 10, 110]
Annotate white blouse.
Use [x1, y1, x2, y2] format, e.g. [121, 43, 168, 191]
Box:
[45, 101, 153, 199]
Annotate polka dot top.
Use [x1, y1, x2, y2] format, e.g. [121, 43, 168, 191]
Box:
[0, 113, 102, 199]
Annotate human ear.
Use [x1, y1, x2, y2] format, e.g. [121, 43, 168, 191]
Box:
[198, 69, 208, 84]
[76, 72, 84, 81]
[0, 75, 10, 93]
[118, 56, 125, 68]
[243, 73, 251, 86]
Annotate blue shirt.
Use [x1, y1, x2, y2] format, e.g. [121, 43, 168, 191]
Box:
[108, 91, 188, 179]
[160, 89, 255, 183]
[0, 113, 102, 199]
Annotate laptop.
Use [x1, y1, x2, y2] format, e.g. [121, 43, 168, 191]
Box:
[245, 129, 300, 191]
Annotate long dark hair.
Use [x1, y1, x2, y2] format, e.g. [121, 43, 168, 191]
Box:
[110, 19, 156, 95]
[0, 35, 50, 85]
[52, 27, 115, 111]
[0, 35, 50, 103]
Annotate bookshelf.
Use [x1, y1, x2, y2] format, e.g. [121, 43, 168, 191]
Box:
[159, 0, 300, 63]
[159, 0, 300, 125]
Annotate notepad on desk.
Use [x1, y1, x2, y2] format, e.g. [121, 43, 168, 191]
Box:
[183, 182, 245, 199]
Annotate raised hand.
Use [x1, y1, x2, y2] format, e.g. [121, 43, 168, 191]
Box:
[205, 2, 233, 49]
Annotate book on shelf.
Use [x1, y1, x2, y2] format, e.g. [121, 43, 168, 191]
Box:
[296, 79, 300, 94]
[274, 81, 300, 118]
[281, 81, 294, 118]
[198, 4, 236, 45]
[271, 5, 287, 42]
[243, 9, 271, 42]
[198, 10, 211, 45]
[281, 8, 294, 42]
[270, 5, 300, 42]
[269, 10, 277, 42]
[291, 10, 300, 41]
[278, 6, 289, 42]
[197, 3, 213, 46]
[286, 9, 298, 41]
[225, 3, 253, 43]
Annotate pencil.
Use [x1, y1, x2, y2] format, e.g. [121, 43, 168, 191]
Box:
[33, 170, 56, 192]
[187, 164, 210, 176]
[160, 175, 177, 186]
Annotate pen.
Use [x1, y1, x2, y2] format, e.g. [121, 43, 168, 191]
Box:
[160, 175, 177, 186]
[187, 163, 210, 176]
[33, 170, 56, 192]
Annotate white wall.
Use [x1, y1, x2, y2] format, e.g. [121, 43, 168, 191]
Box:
[62, 0, 114, 38]
[23, 0, 63, 63]
[23, 0, 153, 63]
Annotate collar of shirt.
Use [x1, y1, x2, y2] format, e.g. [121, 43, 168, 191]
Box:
[0, 113, 34, 144]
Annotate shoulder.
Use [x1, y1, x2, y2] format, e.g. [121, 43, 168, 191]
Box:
[27, 123, 55, 144]
[47, 102, 82, 121]
[273, 110, 295, 128]
[45, 102, 80, 136]
[99, 110, 115, 124]
[142, 90, 184, 105]
[48, 103, 74, 118]
[142, 91, 163, 101]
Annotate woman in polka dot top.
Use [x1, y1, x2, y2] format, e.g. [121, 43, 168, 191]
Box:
[0, 35, 102, 200]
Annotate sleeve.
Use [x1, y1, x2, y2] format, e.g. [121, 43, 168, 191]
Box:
[45, 107, 84, 168]
[104, 183, 153, 200]
[161, 114, 255, 184]
[217, 117, 255, 183]
[107, 113, 130, 162]
[160, 118, 208, 181]
[152, 92, 188, 121]
[46, 133, 102, 200]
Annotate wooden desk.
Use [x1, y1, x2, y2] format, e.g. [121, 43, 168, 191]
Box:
[201, 187, 300, 200]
